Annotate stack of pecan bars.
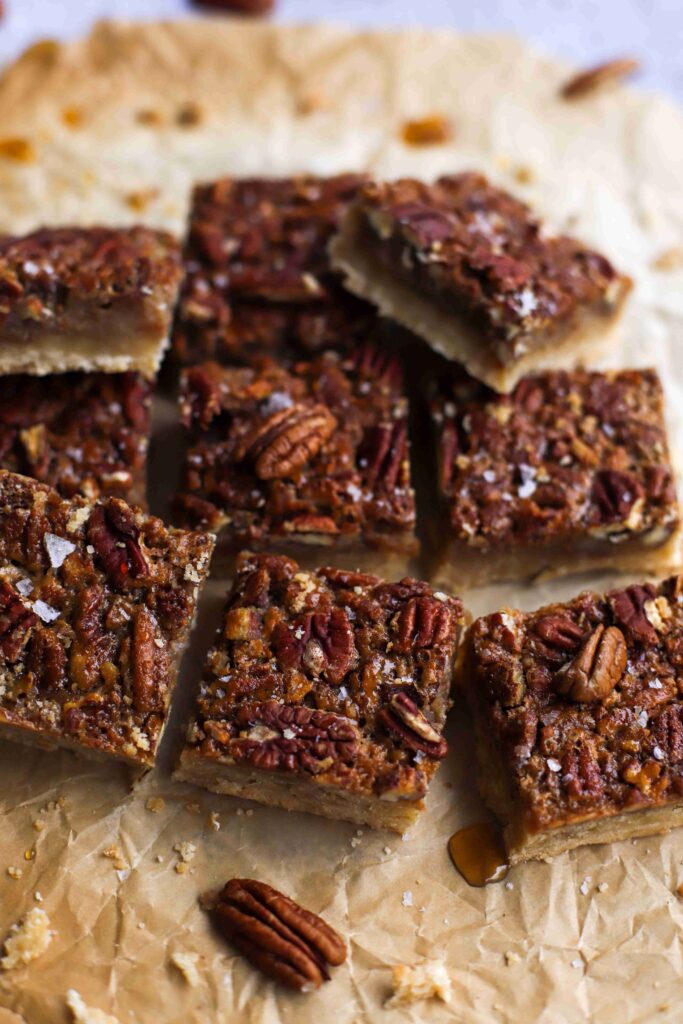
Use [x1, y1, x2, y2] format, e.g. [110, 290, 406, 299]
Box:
[0, 226, 214, 768]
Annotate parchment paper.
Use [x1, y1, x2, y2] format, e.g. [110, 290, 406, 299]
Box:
[0, 19, 683, 1024]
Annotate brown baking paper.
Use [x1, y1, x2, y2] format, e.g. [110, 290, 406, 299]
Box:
[1, 19, 683, 1024]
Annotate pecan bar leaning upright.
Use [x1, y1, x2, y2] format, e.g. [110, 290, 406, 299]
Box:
[464, 577, 683, 862]
[0, 227, 183, 377]
[430, 368, 680, 588]
[173, 175, 375, 366]
[0, 470, 214, 768]
[0, 372, 152, 506]
[175, 552, 467, 833]
[330, 174, 632, 393]
[173, 343, 418, 576]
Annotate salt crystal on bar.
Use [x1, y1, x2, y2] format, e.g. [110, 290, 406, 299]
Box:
[33, 600, 60, 623]
[43, 532, 76, 569]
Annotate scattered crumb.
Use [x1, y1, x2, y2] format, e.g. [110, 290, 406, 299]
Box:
[170, 950, 201, 986]
[570, 958, 583, 970]
[245, 809, 254, 817]
[173, 841, 197, 874]
[401, 890, 413, 907]
[102, 845, 127, 872]
[504, 951, 521, 965]
[597, 882, 609, 893]
[7, 866, 22, 880]
[34, 892, 43, 902]
[209, 812, 221, 832]
[146, 797, 166, 814]
[185, 802, 201, 815]
[385, 960, 452, 1008]
[156, 855, 165, 864]
[652, 247, 683, 272]
[383, 846, 392, 856]
[579, 877, 591, 895]
[66, 989, 121, 1024]
[350, 837, 362, 849]
[137, 922, 145, 930]
[1, 908, 53, 970]
[24, 847, 36, 862]
[505, 881, 514, 890]
[33, 819, 46, 832]
[235, 808, 244, 817]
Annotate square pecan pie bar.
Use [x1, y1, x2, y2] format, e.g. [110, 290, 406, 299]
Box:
[0, 226, 183, 377]
[175, 552, 467, 832]
[464, 576, 683, 862]
[173, 174, 376, 366]
[0, 372, 151, 506]
[430, 368, 680, 588]
[331, 174, 632, 392]
[0, 470, 213, 767]
[172, 344, 418, 575]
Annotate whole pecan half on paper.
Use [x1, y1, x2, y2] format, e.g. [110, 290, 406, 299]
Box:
[555, 624, 627, 703]
[378, 692, 448, 759]
[211, 878, 346, 991]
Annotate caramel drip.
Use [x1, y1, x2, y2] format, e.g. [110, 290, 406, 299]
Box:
[448, 822, 509, 887]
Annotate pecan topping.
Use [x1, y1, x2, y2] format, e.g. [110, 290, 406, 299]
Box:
[378, 692, 448, 759]
[235, 403, 337, 480]
[555, 624, 627, 702]
[394, 596, 453, 653]
[87, 499, 148, 586]
[132, 606, 163, 712]
[0, 581, 37, 662]
[192, 0, 275, 10]
[561, 57, 640, 99]
[534, 614, 584, 651]
[230, 701, 360, 775]
[211, 878, 346, 991]
[273, 607, 356, 684]
[592, 469, 642, 522]
[609, 584, 658, 645]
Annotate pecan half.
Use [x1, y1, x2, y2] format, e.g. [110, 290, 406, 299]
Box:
[230, 701, 359, 774]
[533, 614, 583, 651]
[393, 596, 453, 653]
[273, 607, 355, 684]
[555, 624, 627, 702]
[0, 581, 37, 662]
[592, 469, 642, 522]
[235, 403, 336, 480]
[212, 878, 346, 991]
[360, 421, 408, 491]
[87, 499, 148, 586]
[132, 606, 164, 712]
[561, 57, 640, 100]
[609, 583, 658, 645]
[378, 692, 448, 759]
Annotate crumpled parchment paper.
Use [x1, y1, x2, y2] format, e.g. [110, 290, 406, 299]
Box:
[0, 18, 682, 1024]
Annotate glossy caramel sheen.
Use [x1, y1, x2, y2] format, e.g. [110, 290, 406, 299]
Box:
[448, 822, 509, 887]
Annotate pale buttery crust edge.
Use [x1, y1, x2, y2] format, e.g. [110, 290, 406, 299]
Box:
[330, 210, 632, 393]
[430, 522, 683, 591]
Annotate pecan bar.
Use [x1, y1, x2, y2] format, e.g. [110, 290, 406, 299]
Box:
[464, 576, 683, 862]
[0, 372, 151, 506]
[0, 470, 213, 768]
[0, 227, 183, 377]
[331, 174, 632, 392]
[430, 368, 680, 588]
[175, 552, 467, 832]
[173, 175, 376, 366]
[173, 344, 418, 575]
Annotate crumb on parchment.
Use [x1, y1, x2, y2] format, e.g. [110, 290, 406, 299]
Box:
[384, 960, 452, 1008]
[66, 989, 121, 1024]
[170, 950, 201, 986]
[1, 907, 53, 970]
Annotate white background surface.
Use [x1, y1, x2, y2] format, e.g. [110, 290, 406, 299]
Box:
[2, 0, 682, 103]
